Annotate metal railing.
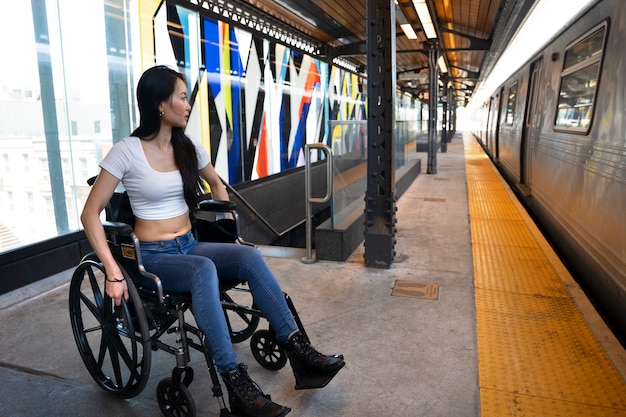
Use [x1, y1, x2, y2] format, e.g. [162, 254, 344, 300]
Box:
[301, 143, 333, 263]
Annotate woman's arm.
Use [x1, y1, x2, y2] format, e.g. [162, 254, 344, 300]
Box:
[80, 169, 129, 306]
[199, 162, 229, 201]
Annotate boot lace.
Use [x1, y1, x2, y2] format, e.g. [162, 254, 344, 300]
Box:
[230, 364, 265, 403]
[291, 333, 323, 361]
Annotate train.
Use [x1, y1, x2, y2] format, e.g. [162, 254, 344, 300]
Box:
[471, 0, 626, 340]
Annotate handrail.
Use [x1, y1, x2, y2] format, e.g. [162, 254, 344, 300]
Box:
[220, 179, 282, 238]
[302, 143, 333, 264]
[328, 120, 367, 126]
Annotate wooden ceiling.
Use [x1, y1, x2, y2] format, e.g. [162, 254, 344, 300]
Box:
[239, 0, 537, 106]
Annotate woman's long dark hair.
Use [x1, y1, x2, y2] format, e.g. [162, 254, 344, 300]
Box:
[131, 65, 202, 212]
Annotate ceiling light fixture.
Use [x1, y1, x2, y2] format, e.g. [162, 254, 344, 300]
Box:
[412, 0, 437, 39]
[438, 56, 448, 73]
[400, 23, 418, 39]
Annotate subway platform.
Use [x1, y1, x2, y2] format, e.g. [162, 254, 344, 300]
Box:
[1, 133, 625, 417]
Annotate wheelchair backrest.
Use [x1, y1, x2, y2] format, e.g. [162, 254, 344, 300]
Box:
[107, 191, 135, 228]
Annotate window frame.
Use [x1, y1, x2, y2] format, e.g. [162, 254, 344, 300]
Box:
[553, 21, 608, 134]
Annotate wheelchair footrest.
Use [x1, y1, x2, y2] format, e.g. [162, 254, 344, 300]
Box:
[290, 356, 346, 390]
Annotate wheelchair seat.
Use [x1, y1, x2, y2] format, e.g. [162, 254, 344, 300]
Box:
[68, 179, 306, 417]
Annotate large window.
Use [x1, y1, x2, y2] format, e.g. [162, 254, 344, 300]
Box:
[554, 23, 607, 132]
[0, 0, 115, 253]
[0, 0, 375, 254]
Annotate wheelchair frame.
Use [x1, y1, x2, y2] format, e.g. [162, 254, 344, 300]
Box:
[68, 189, 309, 417]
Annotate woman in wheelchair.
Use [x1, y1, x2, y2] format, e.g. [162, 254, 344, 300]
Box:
[80, 65, 345, 417]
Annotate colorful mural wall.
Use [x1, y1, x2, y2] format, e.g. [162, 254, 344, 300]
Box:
[139, 1, 367, 186]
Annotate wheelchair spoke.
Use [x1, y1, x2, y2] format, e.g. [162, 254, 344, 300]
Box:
[79, 292, 103, 324]
[97, 332, 108, 369]
[82, 324, 104, 334]
[234, 310, 254, 325]
[85, 262, 105, 310]
[115, 304, 146, 383]
[107, 336, 124, 388]
[221, 290, 259, 343]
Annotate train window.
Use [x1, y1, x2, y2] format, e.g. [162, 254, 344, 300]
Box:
[505, 82, 518, 125]
[563, 28, 604, 70]
[555, 24, 607, 132]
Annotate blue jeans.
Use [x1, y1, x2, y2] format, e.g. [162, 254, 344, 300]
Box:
[139, 231, 297, 372]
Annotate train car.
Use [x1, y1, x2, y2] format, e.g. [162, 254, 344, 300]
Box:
[472, 0, 626, 339]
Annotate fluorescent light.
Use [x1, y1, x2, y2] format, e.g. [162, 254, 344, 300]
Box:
[438, 56, 447, 73]
[400, 23, 418, 39]
[413, 0, 437, 39]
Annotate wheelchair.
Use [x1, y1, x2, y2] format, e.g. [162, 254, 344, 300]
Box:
[68, 180, 314, 417]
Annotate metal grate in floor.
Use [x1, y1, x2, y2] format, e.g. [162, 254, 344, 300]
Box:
[391, 280, 439, 300]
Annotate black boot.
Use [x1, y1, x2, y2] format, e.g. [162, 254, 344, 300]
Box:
[281, 331, 346, 390]
[221, 364, 291, 417]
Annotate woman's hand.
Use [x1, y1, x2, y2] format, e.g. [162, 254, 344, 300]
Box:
[105, 276, 129, 306]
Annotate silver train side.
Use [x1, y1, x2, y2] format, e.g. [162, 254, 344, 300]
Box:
[471, 0, 626, 338]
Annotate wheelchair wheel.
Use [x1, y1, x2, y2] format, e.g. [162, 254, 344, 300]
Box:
[250, 329, 288, 371]
[69, 257, 151, 398]
[221, 288, 260, 343]
[157, 377, 196, 417]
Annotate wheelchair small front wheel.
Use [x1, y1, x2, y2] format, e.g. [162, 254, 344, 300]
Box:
[157, 377, 196, 417]
[250, 329, 288, 371]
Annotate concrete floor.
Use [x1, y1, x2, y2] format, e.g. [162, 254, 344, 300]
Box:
[0, 137, 479, 417]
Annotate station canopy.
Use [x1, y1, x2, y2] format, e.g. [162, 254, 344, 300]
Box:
[234, 0, 537, 106]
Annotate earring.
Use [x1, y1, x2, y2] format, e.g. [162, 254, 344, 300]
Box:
[159, 110, 164, 117]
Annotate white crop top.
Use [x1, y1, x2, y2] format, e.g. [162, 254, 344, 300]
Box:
[99, 136, 211, 220]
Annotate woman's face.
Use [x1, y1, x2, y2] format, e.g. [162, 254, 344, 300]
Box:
[160, 78, 191, 128]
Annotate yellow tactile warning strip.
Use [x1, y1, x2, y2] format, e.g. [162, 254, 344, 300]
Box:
[464, 137, 626, 416]
[391, 280, 439, 300]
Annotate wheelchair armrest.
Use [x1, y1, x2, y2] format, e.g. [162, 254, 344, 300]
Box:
[198, 199, 237, 213]
[103, 221, 134, 237]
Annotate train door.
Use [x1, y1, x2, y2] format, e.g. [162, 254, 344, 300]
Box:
[483, 100, 490, 148]
[489, 91, 501, 158]
[520, 58, 543, 193]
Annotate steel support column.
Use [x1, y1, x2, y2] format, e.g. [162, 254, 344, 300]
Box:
[425, 40, 439, 174]
[450, 91, 457, 137]
[364, 0, 397, 268]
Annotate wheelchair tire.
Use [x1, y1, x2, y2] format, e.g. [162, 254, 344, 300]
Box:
[156, 377, 196, 417]
[69, 256, 152, 399]
[250, 329, 288, 371]
[221, 289, 260, 343]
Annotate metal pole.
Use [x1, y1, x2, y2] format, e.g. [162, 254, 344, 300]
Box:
[364, 0, 397, 268]
[302, 143, 333, 264]
[425, 39, 439, 174]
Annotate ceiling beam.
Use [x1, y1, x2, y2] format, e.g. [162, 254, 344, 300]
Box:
[440, 28, 492, 51]
[326, 40, 367, 59]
